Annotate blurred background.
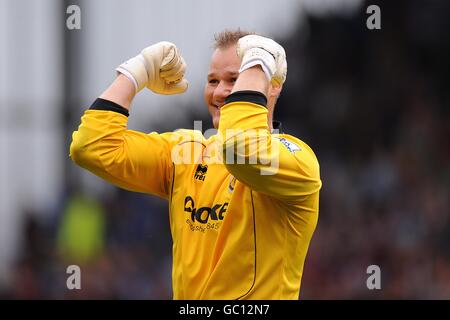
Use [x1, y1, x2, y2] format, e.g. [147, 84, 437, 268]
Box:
[0, 0, 449, 299]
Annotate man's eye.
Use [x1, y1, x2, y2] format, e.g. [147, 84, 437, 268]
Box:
[230, 78, 237, 83]
[208, 79, 219, 84]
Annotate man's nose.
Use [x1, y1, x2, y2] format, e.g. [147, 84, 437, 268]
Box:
[213, 81, 232, 103]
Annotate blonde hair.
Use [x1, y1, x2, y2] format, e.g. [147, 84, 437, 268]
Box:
[213, 28, 254, 49]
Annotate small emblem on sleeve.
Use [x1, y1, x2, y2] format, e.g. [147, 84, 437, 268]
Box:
[275, 137, 301, 153]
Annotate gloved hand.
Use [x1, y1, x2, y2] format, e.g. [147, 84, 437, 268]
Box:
[116, 41, 188, 94]
[237, 35, 287, 86]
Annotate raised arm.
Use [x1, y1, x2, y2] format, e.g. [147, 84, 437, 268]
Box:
[218, 35, 321, 201]
[99, 74, 136, 111]
[70, 42, 188, 198]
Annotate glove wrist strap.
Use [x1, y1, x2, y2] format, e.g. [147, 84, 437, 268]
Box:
[116, 54, 149, 93]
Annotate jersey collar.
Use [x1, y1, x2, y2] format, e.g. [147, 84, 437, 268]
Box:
[272, 120, 283, 134]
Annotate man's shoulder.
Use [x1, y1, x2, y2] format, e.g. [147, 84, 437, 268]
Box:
[273, 134, 322, 198]
[273, 133, 321, 179]
[274, 134, 317, 157]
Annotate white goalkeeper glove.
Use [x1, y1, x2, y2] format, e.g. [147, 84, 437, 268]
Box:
[116, 41, 188, 94]
[237, 35, 287, 86]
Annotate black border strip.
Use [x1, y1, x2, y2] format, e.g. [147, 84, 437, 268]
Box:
[1, 300, 447, 318]
[89, 98, 130, 117]
[225, 90, 268, 108]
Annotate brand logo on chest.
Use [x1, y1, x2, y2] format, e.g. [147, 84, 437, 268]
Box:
[194, 164, 208, 181]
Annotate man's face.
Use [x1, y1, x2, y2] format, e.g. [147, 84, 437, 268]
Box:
[204, 44, 241, 129]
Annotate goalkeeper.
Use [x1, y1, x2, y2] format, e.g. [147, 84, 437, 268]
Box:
[70, 30, 321, 299]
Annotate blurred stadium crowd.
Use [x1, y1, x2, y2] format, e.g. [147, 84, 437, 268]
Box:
[2, 0, 449, 299]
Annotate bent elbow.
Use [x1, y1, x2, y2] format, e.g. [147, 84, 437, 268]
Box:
[69, 132, 90, 167]
[69, 141, 84, 167]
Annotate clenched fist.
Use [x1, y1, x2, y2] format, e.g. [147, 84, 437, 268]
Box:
[116, 41, 189, 95]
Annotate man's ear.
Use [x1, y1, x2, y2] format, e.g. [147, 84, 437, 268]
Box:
[268, 83, 282, 98]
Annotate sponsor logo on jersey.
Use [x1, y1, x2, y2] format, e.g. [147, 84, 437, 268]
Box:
[194, 164, 208, 181]
[184, 196, 228, 224]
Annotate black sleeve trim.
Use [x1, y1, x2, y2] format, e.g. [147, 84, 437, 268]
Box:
[89, 98, 129, 117]
[225, 90, 267, 108]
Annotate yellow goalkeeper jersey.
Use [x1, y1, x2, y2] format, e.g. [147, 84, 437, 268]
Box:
[70, 91, 321, 299]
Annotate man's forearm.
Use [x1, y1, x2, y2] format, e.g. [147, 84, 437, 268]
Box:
[231, 65, 269, 97]
[99, 74, 136, 111]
